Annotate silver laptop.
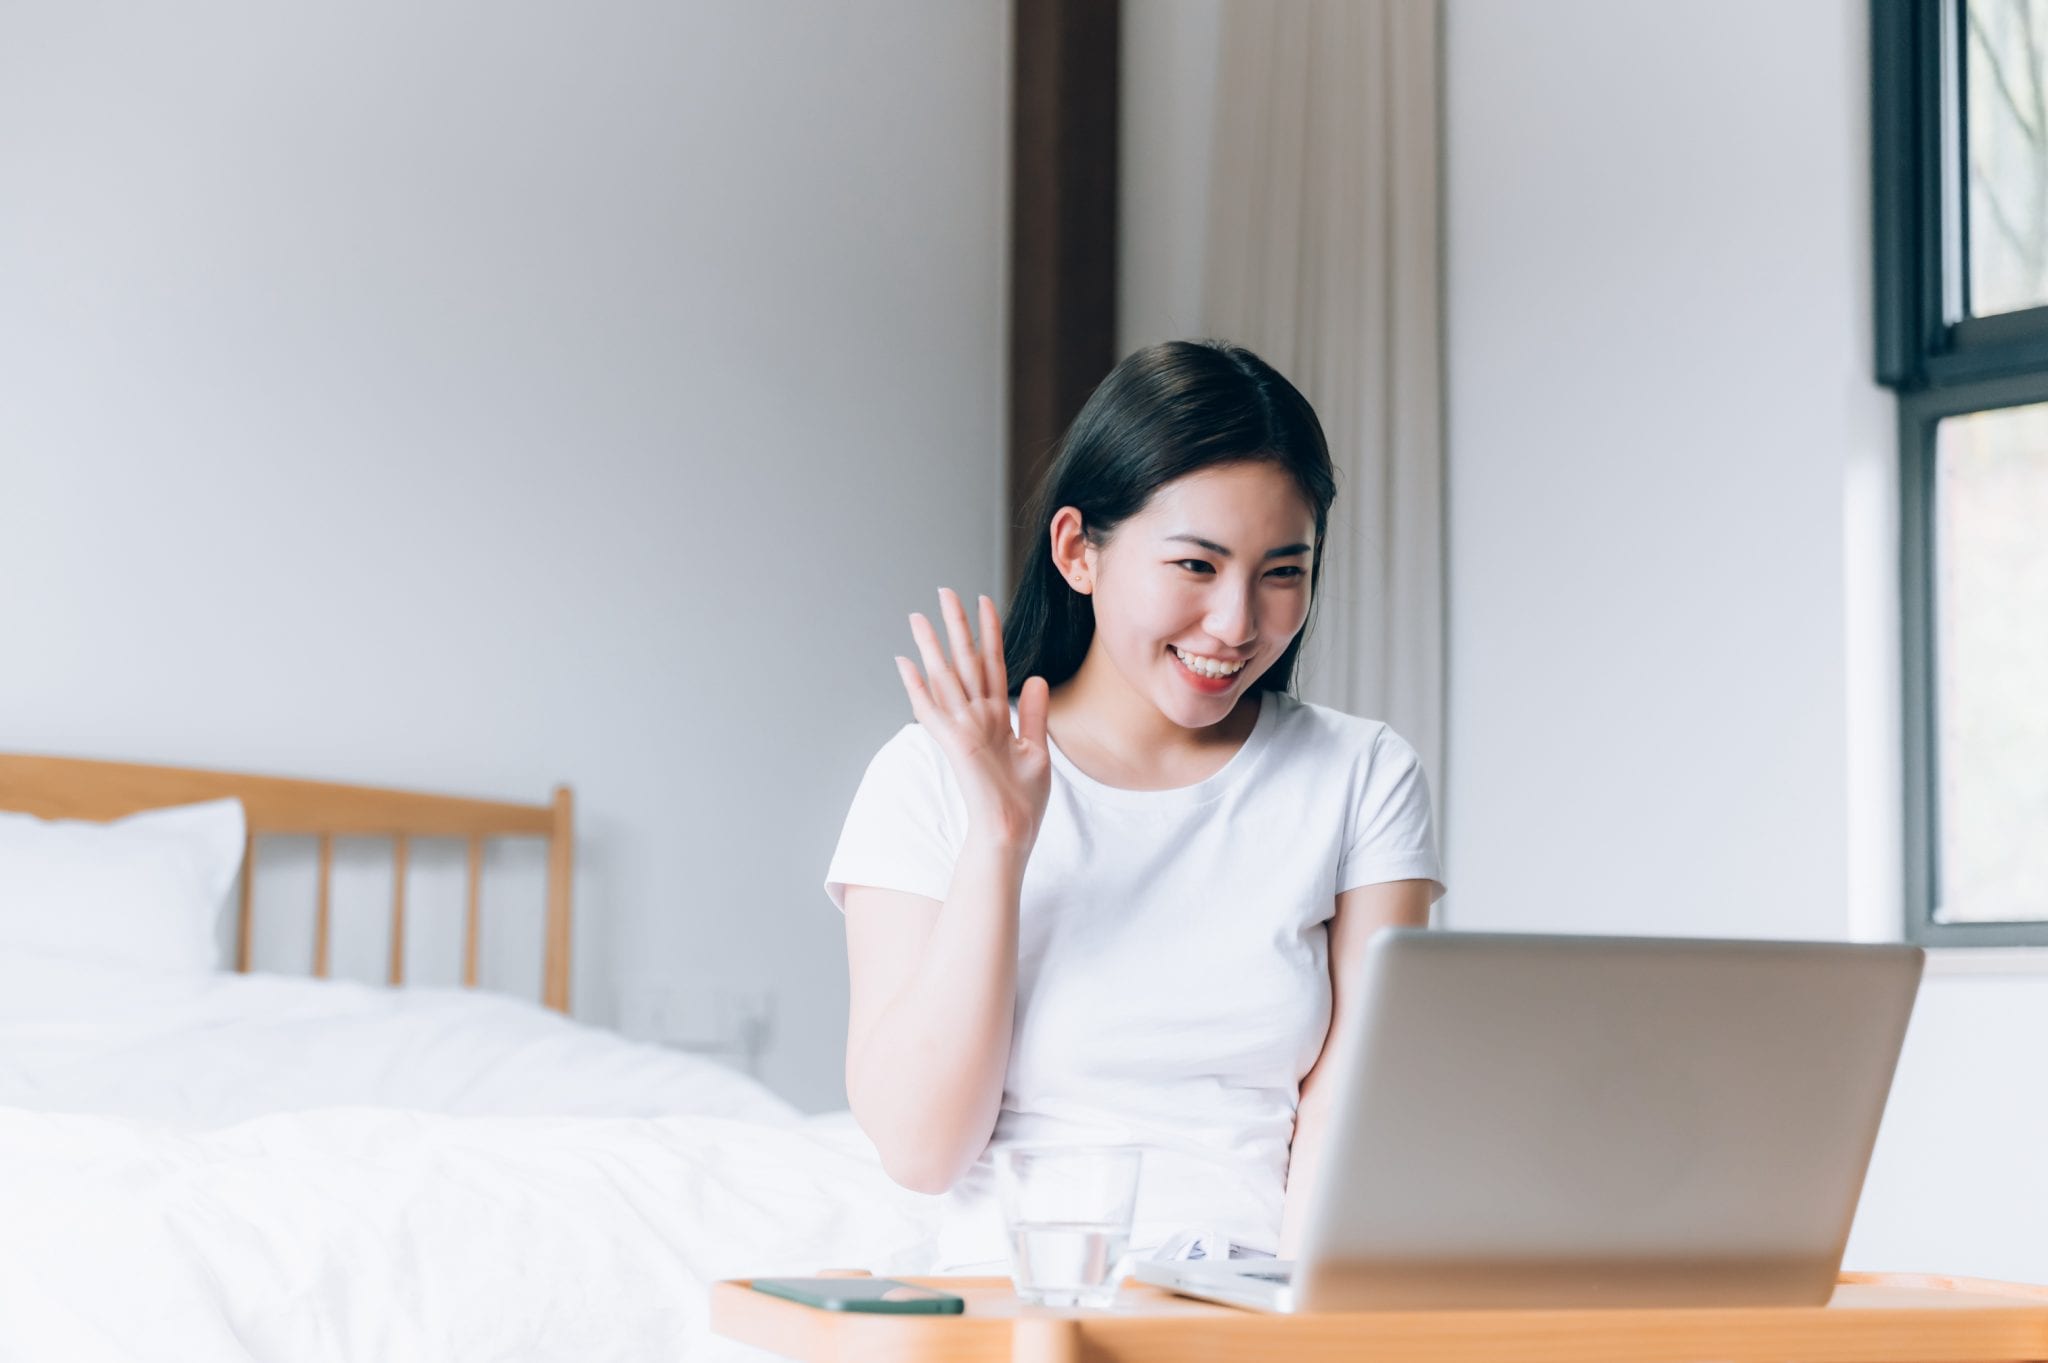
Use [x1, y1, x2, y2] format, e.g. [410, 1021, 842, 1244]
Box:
[1135, 929, 1923, 1311]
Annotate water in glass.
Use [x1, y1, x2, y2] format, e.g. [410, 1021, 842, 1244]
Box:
[994, 1144, 1142, 1309]
[1006, 1219, 1132, 1308]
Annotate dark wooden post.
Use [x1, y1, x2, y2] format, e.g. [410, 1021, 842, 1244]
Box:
[1008, 0, 1120, 591]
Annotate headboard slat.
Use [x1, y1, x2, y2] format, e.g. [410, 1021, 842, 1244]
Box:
[544, 786, 574, 1014]
[389, 834, 409, 987]
[314, 833, 334, 979]
[463, 836, 483, 989]
[236, 836, 256, 973]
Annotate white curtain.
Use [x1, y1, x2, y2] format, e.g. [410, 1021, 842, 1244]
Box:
[1200, 0, 1445, 795]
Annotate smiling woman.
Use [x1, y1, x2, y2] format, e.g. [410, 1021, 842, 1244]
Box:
[827, 340, 1444, 1272]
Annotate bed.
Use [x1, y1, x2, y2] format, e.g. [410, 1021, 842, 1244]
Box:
[0, 753, 940, 1362]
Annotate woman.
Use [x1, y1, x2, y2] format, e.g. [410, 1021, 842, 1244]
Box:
[824, 340, 1443, 1270]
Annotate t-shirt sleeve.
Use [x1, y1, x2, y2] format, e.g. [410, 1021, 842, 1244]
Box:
[823, 722, 965, 912]
[1335, 726, 1446, 901]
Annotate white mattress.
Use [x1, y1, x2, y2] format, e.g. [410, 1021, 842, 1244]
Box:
[0, 956, 946, 1362]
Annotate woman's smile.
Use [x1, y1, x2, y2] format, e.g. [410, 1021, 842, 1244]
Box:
[1168, 643, 1248, 692]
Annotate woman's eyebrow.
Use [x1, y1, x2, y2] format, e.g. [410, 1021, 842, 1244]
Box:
[1165, 533, 1312, 560]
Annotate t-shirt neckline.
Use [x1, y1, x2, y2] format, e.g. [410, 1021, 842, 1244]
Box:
[1040, 691, 1277, 810]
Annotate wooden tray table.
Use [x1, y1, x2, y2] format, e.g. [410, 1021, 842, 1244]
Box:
[710, 1271, 2048, 1363]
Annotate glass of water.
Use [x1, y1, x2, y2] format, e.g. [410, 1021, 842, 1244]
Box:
[994, 1144, 1143, 1308]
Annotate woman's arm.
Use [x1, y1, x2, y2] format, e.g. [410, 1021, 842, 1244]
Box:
[843, 588, 1052, 1195]
[1278, 878, 1434, 1254]
[843, 833, 1030, 1194]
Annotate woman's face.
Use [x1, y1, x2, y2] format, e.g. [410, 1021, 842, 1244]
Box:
[1063, 461, 1318, 730]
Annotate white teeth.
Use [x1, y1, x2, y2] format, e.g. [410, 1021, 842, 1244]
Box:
[1171, 646, 1246, 679]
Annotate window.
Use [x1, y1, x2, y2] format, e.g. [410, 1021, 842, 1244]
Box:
[1875, 0, 2048, 945]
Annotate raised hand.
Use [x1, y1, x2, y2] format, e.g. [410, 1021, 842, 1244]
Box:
[895, 587, 1051, 848]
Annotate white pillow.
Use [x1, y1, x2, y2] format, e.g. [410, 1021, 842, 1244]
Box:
[0, 798, 246, 976]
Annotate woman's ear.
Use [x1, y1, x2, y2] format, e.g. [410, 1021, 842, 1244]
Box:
[1047, 506, 1095, 595]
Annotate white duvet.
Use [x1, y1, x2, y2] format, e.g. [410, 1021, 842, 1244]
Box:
[0, 958, 944, 1362]
[0, 955, 798, 1127]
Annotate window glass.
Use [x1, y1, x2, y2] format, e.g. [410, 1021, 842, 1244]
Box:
[1966, 0, 2048, 316]
[1933, 401, 2048, 922]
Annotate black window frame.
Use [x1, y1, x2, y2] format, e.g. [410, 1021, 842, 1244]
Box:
[1875, 0, 2048, 947]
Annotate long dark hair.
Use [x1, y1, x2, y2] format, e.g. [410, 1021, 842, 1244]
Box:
[1003, 340, 1337, 697]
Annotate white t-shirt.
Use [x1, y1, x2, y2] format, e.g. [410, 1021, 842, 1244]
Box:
[824, 689, 1444, 1268]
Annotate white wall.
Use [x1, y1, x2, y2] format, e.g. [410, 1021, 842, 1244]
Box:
[0, 0, 1009, 1111]
[1447, 0, 2048, 1282]
[1444, 0, 1879, 944]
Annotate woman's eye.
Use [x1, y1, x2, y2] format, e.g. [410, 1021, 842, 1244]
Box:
[1174, 560, 1303, 579]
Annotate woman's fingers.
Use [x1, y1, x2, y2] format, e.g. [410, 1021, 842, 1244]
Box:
[894, 656, 933, 720]
[908, 612, 968, 709]
[937, 588, 983, 698]
[979, 594, 1009, 700]
[1016, 675, 1049, 750]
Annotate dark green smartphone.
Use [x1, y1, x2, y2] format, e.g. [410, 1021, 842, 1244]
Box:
[749, 1277, 965, 1314]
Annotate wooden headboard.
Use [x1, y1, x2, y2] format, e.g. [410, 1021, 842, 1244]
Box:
[0, 753, 574, 1013]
